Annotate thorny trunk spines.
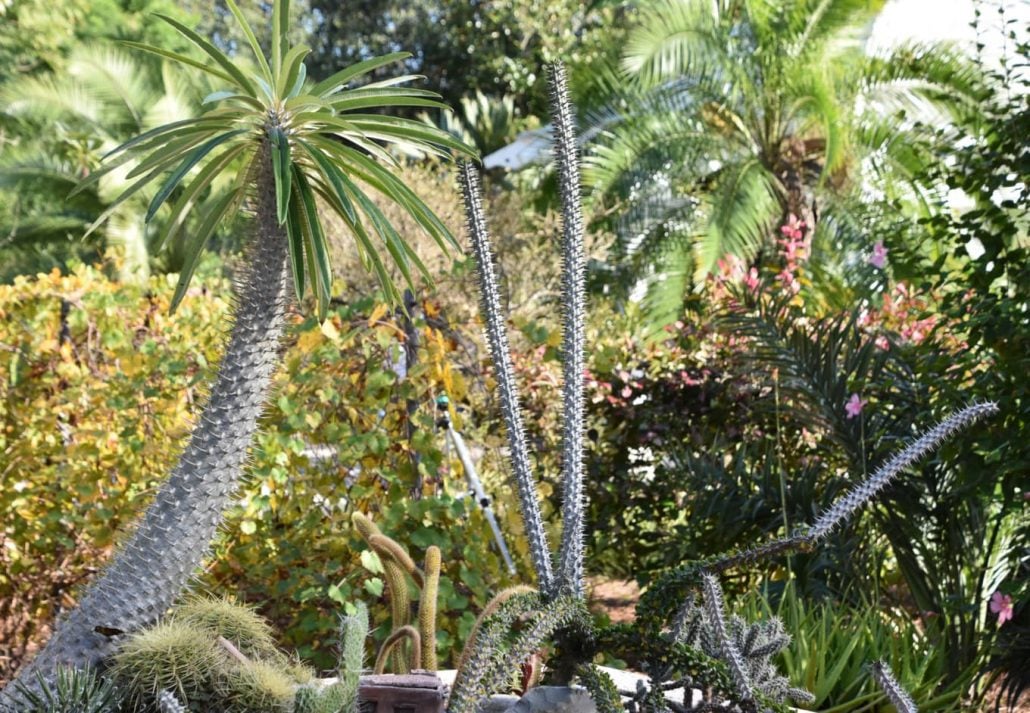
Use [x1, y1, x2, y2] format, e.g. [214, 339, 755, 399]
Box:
[457, 160, 556, 597]
[1, 141, 292, 707]
[549, 61, 588, 599]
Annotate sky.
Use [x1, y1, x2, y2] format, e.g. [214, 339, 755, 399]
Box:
[868, 0, 1030, 67]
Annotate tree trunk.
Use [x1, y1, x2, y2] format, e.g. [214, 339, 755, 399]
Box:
[1, 142, 292, 708]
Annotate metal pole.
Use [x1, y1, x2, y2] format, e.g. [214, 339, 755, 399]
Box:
[437, 396, 517, 576]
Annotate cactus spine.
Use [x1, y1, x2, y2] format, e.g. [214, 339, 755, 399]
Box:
[871, 661, 918, 713]
[419, 546, 441, 671]
[548, 61, 588, 599]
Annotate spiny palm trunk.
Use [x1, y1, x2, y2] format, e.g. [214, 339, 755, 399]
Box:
[1, 144, 291, 708]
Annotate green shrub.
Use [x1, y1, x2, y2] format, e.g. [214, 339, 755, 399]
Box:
[0, 261, 522, 678]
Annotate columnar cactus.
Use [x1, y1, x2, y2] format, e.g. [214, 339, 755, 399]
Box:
[352, 512, 441, 674]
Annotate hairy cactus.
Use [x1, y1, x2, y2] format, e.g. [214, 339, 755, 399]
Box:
[296, 601, 369, 713]
[352, 513, 440, 673]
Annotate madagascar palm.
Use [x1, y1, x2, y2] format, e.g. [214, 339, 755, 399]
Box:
[585, 0, 980, 321]
[0, 0, 473, 704]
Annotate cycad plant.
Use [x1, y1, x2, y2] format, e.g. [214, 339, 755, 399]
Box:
[451, 60, 996, 713]
[0, 1, 472, 706]
[584, 0, 982, 320]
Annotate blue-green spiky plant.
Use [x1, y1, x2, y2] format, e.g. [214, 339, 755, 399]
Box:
[452, 58, 999, 713]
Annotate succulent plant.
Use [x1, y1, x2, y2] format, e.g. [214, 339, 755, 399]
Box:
[451, 57, 999, 713]
[352, 512, 441, 674]
[10, 667, 121, 713]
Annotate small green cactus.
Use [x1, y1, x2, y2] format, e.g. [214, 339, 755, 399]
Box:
[294, 601, 369, 713]
[110, 621, 223, 709]
[217, 659, 295, 713]
[169, 596, 279, 660]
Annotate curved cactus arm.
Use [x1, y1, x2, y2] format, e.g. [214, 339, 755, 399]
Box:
[548, 61, 589, 600]
[451, 585, 538, 684]
[419, 546, 441, 672]
[639, 401, 1000, 628]
[374, 626, 422, 675]
[457, 161, 555, 596]
[369, 533, 426, 589]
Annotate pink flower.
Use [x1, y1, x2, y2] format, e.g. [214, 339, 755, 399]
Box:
[990, 591, 1014, 626]
[845, 393, 867, 419]
[870, 240, 888, 269]
[744, 267, 760, 292]
[780, 213, 806, 240]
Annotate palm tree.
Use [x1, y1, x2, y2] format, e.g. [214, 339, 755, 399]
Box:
[0, 44, 206, 281]
[584, 0, 981, 321]
[0, 0, 473, 704]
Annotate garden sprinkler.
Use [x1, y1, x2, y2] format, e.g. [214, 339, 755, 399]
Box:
[436, 394, 517, 576]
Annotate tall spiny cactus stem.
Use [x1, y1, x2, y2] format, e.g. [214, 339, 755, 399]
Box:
[548, 61, 588, 599]
[700, 573, 752, 703]
[1, 143, 292, 709]
[419, 546, 441, 671]
[806, 400, 999, 540]
[457, 161, 555, 596]
[870, 660, 918, 713]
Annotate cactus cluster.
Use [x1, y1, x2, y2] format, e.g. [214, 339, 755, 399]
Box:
[452, 58, 997, 713]
[103, 596, 367, 713]
[352, 512, 440, 674]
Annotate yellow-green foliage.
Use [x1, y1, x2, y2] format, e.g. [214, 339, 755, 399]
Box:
[170, 596, 279, 660]
[110, 621, 224, 706]
[0, 261, 520, 677]
[0, 263, 229, 672]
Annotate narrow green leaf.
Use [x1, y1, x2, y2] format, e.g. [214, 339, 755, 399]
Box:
[169, 189, 238, 313]
[294, 169, 331, 314]
[306, 171, 395, 302]
[127, 131, 218, 180]
[117, 40, 235, 85]
[154, 14, 256, 94]
[310, 51, 412, 98]
[224, 0, 273, 85]
[288, 62, 307, 99]
[278, 44, 310, 97]
[308, 136, 458, 251]
[146, 129, 247, 222]
[270, 127, 292, 224]
[285, 186, 306, 301]
[272, 0, 289, 77]
[98, 117, 214, 161]
[151, 143, 249, 252]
